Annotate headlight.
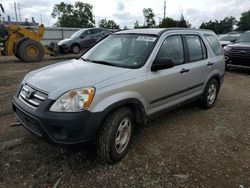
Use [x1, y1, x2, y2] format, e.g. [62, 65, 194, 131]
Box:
[223, 46, 231, 52]
[50, 87, 95, 112]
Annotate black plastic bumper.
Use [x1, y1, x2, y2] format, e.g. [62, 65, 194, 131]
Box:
[59, 45, 71, 53]
[12, 96, 104, 145]
[224, 53, 250, 67]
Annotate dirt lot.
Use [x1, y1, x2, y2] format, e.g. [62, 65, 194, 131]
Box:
[0, 56, 250, 188]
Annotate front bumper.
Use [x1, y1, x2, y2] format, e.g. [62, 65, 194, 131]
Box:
[12, 95, 104, 145]
[224, 51, 250, 67]
[59, 45, 71, 53]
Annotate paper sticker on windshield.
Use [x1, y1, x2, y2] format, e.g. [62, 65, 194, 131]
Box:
[136, 36, 156, 42]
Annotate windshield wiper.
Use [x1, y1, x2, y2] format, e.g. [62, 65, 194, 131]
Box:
[89, 60, 116, 66]
[80, 57, 92, 62]
[80, 58, 131, 68]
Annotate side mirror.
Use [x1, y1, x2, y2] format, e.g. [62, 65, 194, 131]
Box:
[80, 35, 85, 39]
[230, 39, 236, 42]
[151, 58, 175, 71]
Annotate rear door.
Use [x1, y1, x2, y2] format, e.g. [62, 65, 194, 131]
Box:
[183, 34, 209, 93]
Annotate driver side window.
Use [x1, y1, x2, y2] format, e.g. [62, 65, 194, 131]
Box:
[157, 35, 184, 65]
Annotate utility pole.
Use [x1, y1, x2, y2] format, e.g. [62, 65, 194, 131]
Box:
[14, 2, 18, 23]
[18, 2, 21, 22]
[163, 1, 166, 19]
[0, 3, 4, 24]
[40, 14, 43, 24]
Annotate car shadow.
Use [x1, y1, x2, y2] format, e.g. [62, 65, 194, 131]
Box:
[226, 67, 250, 75]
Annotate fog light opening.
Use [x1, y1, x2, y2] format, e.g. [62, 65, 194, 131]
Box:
[53, 127, 68, 140]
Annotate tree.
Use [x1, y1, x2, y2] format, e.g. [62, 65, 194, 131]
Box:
[178, 14, 189, 28]
[238, 10, 250, 31]
[51, 1, 95, 28]
[200, 20, 219, 32]
[134, 20, 140, 29]
[123, 25, 128, 30]
[219, 16, 237, 33]
[143, 8, 156, 28]
[159, 17, 178, 28]
[158, 14, 191, 28]
[98, 18, 120, 29]
[200, 16, 237, 34]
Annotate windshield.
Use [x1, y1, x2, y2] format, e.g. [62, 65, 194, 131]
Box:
[70, 29, 85, 39]
[82, 34, 157, 68]
[235, 32, 250, 43]
[220, 35, 238, 41]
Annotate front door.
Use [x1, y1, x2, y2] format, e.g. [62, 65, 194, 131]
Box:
[147, 35, 190, 114]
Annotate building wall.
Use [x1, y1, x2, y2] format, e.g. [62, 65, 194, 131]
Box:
[41, 27, 82, 45]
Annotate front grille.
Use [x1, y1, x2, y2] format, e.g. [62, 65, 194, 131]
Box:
[230, 48, 250, 59]
[19, 84, 47, 109]
[15, 108, 41, 136]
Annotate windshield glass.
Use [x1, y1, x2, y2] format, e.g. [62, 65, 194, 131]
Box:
[82, 34, 157, 68]
[220, 35, 237, 41]
[235, 32, 250, 43]
[70, 29, 85, 39]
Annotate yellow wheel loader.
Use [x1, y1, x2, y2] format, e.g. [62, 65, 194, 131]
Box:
[0, 3, 53, 62]
[0, 24, 54, 62]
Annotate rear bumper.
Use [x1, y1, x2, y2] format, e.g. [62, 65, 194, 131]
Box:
[12, 96, 105, 145]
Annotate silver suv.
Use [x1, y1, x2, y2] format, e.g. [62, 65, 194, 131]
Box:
[13, 28, 225, 163]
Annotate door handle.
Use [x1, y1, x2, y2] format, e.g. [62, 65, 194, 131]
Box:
[207, 62, 214, 66]
[180, 68, 189, 73]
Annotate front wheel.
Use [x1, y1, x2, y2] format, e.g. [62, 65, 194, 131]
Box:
[71, 44, 80, 54]
[200, 79, 219, 109]
[97, 107, 134, 164]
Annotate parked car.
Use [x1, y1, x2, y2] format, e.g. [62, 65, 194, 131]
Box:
[224, 31, 250, 69]
[219, 34, 240, 47]
[58, 28, 112, 54]
[12, 28, 225, 163]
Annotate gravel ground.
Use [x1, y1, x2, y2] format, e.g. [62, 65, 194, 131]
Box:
[0, 57, 250, 187]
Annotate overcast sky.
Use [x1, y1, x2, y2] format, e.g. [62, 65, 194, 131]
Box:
[1, 0, 250, 28]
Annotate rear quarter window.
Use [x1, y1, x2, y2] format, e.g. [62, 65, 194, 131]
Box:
[204, 34, 222, 56]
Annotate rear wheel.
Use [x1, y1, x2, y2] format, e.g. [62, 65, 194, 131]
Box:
[97, 107, 134, 164]
[200, 79, 219, 109]
[17, 39, 44, 62]
[14, 38, 27, 60]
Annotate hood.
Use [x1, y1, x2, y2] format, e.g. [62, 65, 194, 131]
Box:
[25, 59, 131, 99]
[58, 38, 72, 45]
[227, 42, 250, 48]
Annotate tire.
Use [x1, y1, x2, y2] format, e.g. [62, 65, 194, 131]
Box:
[200, 79, 219, 109]
[17, 39, 44, 62]
[14, 37, 28, 60]
[97, 107, 134, 164]
[71, 44, 80, 54]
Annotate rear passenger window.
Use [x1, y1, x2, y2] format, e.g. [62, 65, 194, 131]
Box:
[157, 35, 184, 65]
[204, 34, 222, 56]
[94, 29, 102, 33]
[186, 35, 207, 62]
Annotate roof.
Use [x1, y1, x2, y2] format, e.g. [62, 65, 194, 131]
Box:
[115, 28, 214, 36]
